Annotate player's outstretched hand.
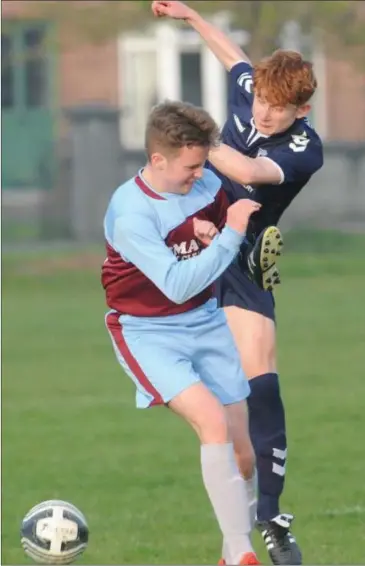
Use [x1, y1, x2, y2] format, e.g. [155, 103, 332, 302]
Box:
[227, 199, 261, 235]
[193, 218, 219, 247]
[151, 0, 193, 20]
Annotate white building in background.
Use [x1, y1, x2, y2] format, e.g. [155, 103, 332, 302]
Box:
[118, 14, 248, 149]
[2, 0, 364, 190]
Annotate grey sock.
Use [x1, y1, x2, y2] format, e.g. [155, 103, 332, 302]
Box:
[246, 471, 258, 529]
[201, 443, 254, 564]
[222, 471, 258, 560]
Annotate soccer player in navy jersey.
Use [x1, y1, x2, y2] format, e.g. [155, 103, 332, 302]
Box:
[102, 100, 262, 565]
[152, 3, 324, 565]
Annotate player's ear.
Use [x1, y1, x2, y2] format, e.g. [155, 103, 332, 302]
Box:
[296, 104, 311, 119]
[150, 152, 167, 170]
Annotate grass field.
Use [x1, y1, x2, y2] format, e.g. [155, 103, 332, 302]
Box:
[2, 232, 365, 565]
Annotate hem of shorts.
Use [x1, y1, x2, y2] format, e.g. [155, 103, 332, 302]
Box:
[221, 393, 250, 406]
[217, 296, 276, 320]
[136, 379, 201, 409]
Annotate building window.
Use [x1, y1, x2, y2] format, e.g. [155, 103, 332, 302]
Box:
[1, 34, 14, 108]
[180, 52, 202, 107]
[24, 27, 47, 108]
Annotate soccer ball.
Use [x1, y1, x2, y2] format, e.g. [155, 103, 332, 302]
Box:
[21, 500, 89, 564]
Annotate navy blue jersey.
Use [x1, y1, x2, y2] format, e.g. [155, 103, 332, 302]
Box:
[208, 61, 324, 241]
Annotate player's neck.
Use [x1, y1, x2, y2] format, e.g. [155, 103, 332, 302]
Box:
[141, 165, 174, 194]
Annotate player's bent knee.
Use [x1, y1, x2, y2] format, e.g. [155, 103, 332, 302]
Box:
[168, 382, 229, 444]
[197, 416, 229, 445]
[224, 306, 277, 377]
[246, 343, 276, 379]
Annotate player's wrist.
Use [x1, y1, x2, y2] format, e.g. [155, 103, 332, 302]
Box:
[186, 10, 203, 26]
[226, 222, 246, 236]
[220, 225, 246, 251]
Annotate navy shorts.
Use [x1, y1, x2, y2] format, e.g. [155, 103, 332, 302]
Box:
[214, 261, 276, 322]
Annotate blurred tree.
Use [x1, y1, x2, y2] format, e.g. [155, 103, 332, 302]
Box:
[13, 1, 153, 48]
[192, 0, 365, 65]
[21, 0, 365, 66]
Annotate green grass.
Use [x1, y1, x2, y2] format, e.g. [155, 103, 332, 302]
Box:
[2, 234, 365, 564]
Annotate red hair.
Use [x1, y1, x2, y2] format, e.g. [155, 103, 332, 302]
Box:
[253, 49, 317, 107]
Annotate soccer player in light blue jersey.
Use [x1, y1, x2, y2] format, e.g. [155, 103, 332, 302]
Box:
[102, 101, 261, 565]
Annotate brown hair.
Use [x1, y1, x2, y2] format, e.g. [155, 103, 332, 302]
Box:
[253, 49, 317, 107]
[145, 100, 220, 159]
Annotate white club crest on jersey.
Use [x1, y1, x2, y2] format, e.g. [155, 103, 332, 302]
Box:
[289, 131, 310, 153]
[257, 148, 268, 157]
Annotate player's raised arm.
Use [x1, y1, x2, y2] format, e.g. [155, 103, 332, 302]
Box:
[112, 199, 260, 305]
[209, 131, 323, 187]
[209, 143, 284, 185]
[151, 0, 250, 70]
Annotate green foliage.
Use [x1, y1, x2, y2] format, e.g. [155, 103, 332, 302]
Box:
[24, 0, 365, 66]
[192, 0, 365, 62]
[26, 1, 153, 45]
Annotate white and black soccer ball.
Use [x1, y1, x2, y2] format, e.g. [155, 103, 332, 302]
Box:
[21, 500, 89, 564]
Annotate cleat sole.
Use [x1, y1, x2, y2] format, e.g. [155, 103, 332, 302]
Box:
[259, 226, 284, 290]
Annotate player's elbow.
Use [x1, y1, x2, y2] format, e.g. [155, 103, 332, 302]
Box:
[164, 282, 194, 305]
[173, 295, 187, 305]
[162, 280, 188, 305]
[162, 266, 193, 304]
[235, 162, 258, 185]
[163, 263, 202, 304]
[164, 290, 188, 305]
[243, 171, 262, 185]
[245, 158, 284, 185]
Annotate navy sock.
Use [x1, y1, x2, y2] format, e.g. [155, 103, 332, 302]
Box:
[247, 373, 287, 522]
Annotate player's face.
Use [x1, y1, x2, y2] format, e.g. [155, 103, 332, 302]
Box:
[252, 94, 311, 135]
[158, 145, 209, 194]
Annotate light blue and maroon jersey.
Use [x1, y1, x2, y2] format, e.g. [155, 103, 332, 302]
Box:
[101, 168, 244, 317]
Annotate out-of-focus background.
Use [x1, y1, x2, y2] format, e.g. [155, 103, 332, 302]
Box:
[2, 0, 365, 243]
[2, 2, 365, 565]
